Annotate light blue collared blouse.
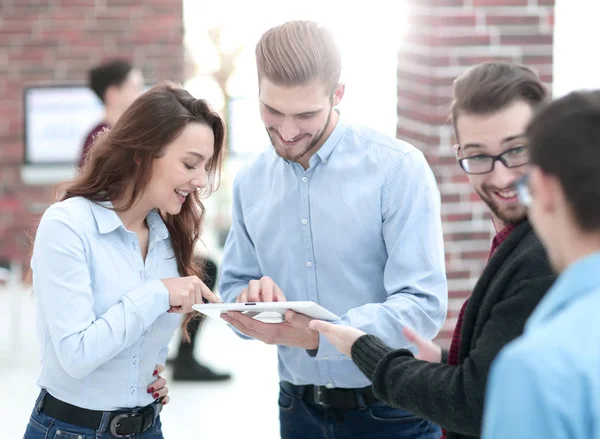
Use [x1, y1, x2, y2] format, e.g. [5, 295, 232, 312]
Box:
[31, 196, 180, 411]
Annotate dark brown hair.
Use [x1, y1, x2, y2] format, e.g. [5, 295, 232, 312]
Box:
[528, 90, 600, 231]
[450, 62, 548, 140]
[62, 81, 225, 340]
[89, 59, 135, 103]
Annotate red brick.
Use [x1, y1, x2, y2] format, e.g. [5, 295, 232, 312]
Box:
[455, 55, 517, 66]
[413, 13, 477, 27]
[396, 127, 441, 147]
[431, 0, 464, 6]
[450, 173, 470, 184]
[448, 289, 472, 298]
[404, 32, 492, 47]
[442, 194, 461, 203]
[485, 15, 540, 26]
[522, 55, 553, 65]
[473, 0, 527, 5]
[462, 251, 491, 260]
[451, 232, 492, 241]
[500, 34, 554, 45]
[7, 48, 49, 62]
[443, 213, 475, 222]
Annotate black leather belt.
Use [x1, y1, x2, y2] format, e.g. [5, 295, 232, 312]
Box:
[40, 392, 162, 438]
[284, 382, 379, 410]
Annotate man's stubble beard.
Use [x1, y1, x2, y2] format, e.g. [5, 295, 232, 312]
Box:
[267, 106, 333, 162]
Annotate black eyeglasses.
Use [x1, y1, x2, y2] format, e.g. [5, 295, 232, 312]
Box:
[458, 146, 529, 175]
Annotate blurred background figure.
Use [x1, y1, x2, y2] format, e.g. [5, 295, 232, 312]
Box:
[168, 256, 232, 382]
[79, 59, 144, 168]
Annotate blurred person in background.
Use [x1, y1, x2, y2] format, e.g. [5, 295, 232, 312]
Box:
[309, 62, 556, 439]
[79, 59, 144, 168]
[24, 82, 224, 439]
[483, 90, 600, 439]
[168, 256, 232, 382]
[219, 20, 447, 439]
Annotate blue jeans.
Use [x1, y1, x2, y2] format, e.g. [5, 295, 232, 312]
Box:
[279, 382, 441, 439]
[24, 390, 164, 439]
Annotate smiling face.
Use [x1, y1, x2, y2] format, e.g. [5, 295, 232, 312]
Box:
[456, 99, 534, 229]
[141, 122, 215, 215]
[259, 78, 343, 168]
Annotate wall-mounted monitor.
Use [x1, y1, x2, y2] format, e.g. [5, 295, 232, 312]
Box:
[23, 85, 103, 165]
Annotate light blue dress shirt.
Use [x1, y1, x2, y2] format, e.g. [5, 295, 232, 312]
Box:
[31, 197, 180, 411]
[219, 115, 447, 388]
[483, 252, 600, 439]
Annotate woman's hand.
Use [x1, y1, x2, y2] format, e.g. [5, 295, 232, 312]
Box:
[161, 275, 222, 313]
[148, 363, 170, 405]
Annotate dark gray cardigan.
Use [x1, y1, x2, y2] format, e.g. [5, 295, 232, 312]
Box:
[352, 220, 555, 439]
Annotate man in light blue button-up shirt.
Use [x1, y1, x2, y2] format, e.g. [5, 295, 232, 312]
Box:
[483, 91, 600, 439]
[219, 21, 447, 439]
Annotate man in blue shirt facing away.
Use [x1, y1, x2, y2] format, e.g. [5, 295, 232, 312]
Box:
[483, 90, 600, 439]
[218, 20, 447, 439]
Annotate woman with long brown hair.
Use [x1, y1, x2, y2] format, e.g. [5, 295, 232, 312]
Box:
[24, 82, 225, 439]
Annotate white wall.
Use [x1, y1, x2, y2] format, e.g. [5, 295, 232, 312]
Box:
[553, 0, 600, 97]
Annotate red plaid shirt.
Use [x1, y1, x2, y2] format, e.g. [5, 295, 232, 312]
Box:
[440, 223, 517, 439]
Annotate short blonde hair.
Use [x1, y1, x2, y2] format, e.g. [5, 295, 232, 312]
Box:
[256, 20, 341, 94]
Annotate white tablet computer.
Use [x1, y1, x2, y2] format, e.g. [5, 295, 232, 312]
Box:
[192, 301, 341, 323]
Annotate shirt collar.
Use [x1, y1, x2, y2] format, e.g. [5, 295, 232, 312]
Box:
[310, 110, 348, 166]
[526, 251, 600, 330]
[89, 200, 121, 235]
[89, 200, 169, 240]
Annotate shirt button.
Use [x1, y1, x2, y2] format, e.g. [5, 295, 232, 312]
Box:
[325, 382, 334, 388]
[130, 386, 136, 394]
[132, 357, 139, 364]
[323, 355, 329, 360]
[302, 219, 308, 225]
[306, 261, 312, 267]
[301, 177, 307, 183]
[142, 330, 149, 336]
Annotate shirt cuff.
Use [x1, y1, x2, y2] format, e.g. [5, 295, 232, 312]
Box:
[124, 279, 170, 329]
[313, 331, 346, 361]
[351, 334, 397, 380]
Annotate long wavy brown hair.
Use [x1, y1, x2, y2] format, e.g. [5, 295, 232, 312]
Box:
[60, 81, 225, 341]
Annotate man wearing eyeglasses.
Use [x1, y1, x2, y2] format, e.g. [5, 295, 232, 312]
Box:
[309, 62, 557, 439]
[483, 90, 600, 439]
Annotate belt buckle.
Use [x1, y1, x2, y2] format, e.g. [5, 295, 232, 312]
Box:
[313, 386, 329, 407]
[109, 413, 139, 438]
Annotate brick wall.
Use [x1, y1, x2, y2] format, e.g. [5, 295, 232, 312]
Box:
[397, 0, 554, 346]
[0, 0, 184, 270]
